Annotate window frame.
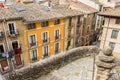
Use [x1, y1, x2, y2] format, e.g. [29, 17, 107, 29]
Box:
[55, 42, 60, 53]
[111, 30, 119, 39]
[30, 49, 38, 61]
[7, 22, 17, 35]
[27, 23, 36, 30]
[41, 21, 49, 27]
[115, 18, 120, 24]
[109, 42, 115, 49]
[42, 45, 49, 58]
[0, 43, 5, 53]
[54, 19, 60, 25]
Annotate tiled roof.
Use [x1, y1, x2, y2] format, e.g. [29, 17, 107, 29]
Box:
[0, 0, 97, 23]
[0, 2, 83, 23]
[98, 7, 120, 17]
[52, 5, 84, 17]
[69, 1, 98, 14]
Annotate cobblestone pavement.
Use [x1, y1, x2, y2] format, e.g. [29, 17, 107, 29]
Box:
[37, 57, 94, 80]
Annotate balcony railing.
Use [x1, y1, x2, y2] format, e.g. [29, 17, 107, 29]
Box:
[42, 38, 50, 45]
[7, 30, 19, 38]
[31, 57, 38, 62]
[55, 35, 61, 41]
[29, 42, 37, 48]
[43, 53, 49, 58]
[55, 49, 60, 54]
[14, 60, 24, 69]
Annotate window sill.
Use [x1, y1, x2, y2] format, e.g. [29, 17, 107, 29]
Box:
[111, 37, 117, 39]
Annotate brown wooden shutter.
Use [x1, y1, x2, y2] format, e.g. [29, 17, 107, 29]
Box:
[15, 54, 22, 66]
[0, 59, 8, 71]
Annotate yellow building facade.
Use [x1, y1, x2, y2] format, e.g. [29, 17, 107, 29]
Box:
[23, 19, 64, 65]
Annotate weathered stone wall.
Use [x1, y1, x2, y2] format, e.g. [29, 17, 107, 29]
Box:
[95, 48, 116, 80]
[4, 46, 98, 80]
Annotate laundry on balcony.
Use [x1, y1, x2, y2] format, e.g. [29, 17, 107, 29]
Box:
[15, 48, 22, 54]
[8, 31, 19, 37]
[3, 66, 9, 71]
[2, 52, 12, 58]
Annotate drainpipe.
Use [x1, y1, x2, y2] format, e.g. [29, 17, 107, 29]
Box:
[103, 16, 110, 48]
[63, 18, 65, 51]
[2, 19, 10, 51]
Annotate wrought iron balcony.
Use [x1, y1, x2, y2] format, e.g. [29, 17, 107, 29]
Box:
[55, 35, 61, 41]
[43, 53, 49, 58]
[29, 42, 37, 48]
[31, 57, 38, 62]
[42, 38, 50, 45]
[55, 49, 60, 54]
[7, 30, 19, 38]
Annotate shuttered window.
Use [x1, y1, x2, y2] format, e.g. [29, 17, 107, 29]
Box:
[0, 59, 9, 71]
[15, 54, 22, 66]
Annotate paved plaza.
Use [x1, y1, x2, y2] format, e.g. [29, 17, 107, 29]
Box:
[37, 57, 94, 80]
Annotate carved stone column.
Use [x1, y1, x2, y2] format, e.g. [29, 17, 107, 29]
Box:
[95, 48, 116, 80]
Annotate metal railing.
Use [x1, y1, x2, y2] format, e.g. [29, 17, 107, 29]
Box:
[7, 30, 19, 38]
[29, 42, 37, 48]
[42, 38, 50, 45]
[55, 35, 61, 41]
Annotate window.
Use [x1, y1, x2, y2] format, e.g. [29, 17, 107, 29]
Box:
[115, 18, 120, 24]
[29, 35, 36, 47]
[0, 44, 5, 53]
[43, 46, 49, 57]
[102, 17, 106, 25]
[111, 30, 119, 38]
[15, 54, 22, 66]
[8, 23, 17, 35]
[109, 42, 115, 49]
[41, 21, 48, 27]
[42, 32, 48, 43]
[99, 5, 102, 11]
[30, 49, 37, 61]
[69, 17, 72, 26]
[28, 23, 36, 30]
[0, 31, 4, 38]
[54, 19, 60, 25]
[77, 16, 81, 24]
[55, 43, 59, 53]
[55, 30, 60, 40]
[12, 41, 19, 50]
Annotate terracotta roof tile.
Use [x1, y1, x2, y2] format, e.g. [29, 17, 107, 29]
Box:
[98, 7, 120, 17]
[0, 2, 83, 23]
